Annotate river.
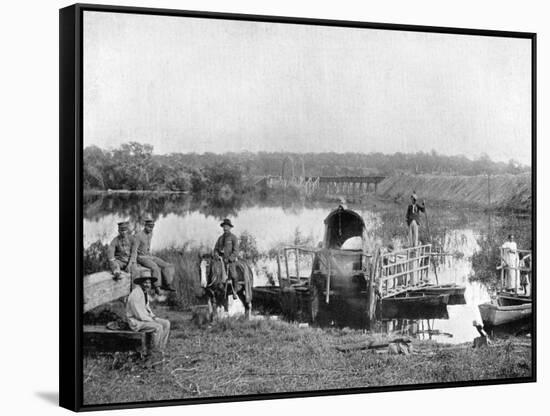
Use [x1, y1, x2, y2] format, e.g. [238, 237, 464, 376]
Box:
[84, 193, 532, 344]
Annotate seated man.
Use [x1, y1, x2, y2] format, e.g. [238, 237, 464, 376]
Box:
[126, 269, 171, 356]
[107, 221, 136, 280]
[213, 218, 239, 299]
[130, 218, 176, 295]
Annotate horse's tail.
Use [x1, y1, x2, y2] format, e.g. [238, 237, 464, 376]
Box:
[241, 261, 254, 304]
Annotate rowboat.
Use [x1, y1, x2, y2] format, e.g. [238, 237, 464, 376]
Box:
[496, 291, 532, 306]
[478, 301, 532, 327]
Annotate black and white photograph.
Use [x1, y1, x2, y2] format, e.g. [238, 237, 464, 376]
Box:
[62, 3, 535, 410]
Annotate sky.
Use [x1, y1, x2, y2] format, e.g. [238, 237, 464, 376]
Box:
[83, 11, 532, 165]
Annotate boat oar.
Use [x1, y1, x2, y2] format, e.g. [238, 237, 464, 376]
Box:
[423, 202, 439, 285]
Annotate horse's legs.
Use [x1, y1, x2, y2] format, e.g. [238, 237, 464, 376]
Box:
[207, 297, 217, 321]
[237, 290, 251, 319]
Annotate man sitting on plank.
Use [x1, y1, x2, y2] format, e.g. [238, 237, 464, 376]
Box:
[130, 218, 176, 295]
[107, 221, 136, 280]
[126, 269, 171, 355]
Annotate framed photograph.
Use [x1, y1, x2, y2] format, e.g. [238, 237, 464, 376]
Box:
[60, 3, 536, 411]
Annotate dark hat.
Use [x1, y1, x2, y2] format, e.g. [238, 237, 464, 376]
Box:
[143, 217, 155, 225]
[133, 269, 158, 285]
[117, 221, 130, 229]
[220, 218, 234, 228]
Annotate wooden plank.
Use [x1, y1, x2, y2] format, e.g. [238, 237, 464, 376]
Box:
[83, 325, 152, 353]
[84, 271, 132, 313]
[83, 267, 148, 313]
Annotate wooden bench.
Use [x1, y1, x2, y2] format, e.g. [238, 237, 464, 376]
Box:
[83, 325, 153, 354]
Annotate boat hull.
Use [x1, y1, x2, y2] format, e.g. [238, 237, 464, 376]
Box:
[381, 294, 449, 319]
[478, 302, 532, 326]
[497, 292, 532, 306]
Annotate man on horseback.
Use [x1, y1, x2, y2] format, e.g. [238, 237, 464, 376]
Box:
[214, 218, 239, 300]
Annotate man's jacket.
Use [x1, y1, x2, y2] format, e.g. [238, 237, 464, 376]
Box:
[214, 232, 239, 262]
[126, 286, 155, 330]
[406, 203, 425, 226]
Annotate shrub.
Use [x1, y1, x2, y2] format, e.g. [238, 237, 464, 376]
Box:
[84, 241, 110, 275]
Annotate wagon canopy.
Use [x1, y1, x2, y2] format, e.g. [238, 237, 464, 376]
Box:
[323, 206, 366, 249]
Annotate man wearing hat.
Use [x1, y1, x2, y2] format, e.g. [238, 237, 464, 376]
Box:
[107, 221, 135, 280]
[130, 218, 176, 295]
[405, 193, 425, 247]
[214, 218, 239, 299]
[126, 269, 171, 354]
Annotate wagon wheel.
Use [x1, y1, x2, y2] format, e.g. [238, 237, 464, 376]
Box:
[309, 283, 321, 323]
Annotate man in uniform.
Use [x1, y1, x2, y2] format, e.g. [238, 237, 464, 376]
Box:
[213, 218, 239, 299]
[405, 193, 425, 247]
[107, 221, 135, 280]
[126, 269, 171, 356]
[130, 218, 176, 295]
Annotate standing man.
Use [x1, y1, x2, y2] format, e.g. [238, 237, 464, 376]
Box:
[214, 218, 239, 299]
[107, 221, 136, 280]
[131, 218, 176, 295]
[406, 193, 425, 247]
[501, 234, 519, 292]
[126, 269, 171, 356]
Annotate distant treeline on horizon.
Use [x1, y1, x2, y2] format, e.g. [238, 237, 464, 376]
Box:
[83, 142, 530, 192]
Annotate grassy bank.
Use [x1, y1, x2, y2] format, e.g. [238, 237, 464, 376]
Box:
[377, 173, 531, 211]
[83, 314, 532, 405]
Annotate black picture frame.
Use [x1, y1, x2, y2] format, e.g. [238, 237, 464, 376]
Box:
[60, 3, 536, 412]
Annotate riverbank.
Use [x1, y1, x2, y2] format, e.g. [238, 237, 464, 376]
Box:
[84, 189, 189, 196]
[83, 313, 532, 405]
[376, 173, 531, 212]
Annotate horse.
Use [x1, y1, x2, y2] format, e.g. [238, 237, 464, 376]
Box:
[198, 253, 254, 319]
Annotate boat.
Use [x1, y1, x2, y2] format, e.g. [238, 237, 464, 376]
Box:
[478, 300, 532, 327]
[496, 291, 532, 306]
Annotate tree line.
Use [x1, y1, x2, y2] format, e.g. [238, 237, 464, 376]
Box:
[83, 142, 529, 192]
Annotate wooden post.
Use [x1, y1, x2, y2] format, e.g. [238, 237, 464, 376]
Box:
[500, 248, 504, 290]
[515, 263, 518, 295]
[326, 253, 331, 304]
[367, 250, 379, 322]
[284, 249, 290, 282]
[294, 248, 300, 282]
[276, 255, 282, 286]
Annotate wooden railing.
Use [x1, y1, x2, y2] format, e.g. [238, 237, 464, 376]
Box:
[498, 248, 532, 295]
[375, 244, 433, 299]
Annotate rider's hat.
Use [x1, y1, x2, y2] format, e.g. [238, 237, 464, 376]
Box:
[220, 218, 234, 228]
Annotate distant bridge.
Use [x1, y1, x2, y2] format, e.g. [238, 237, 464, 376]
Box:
[262, 175, 386, 195]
